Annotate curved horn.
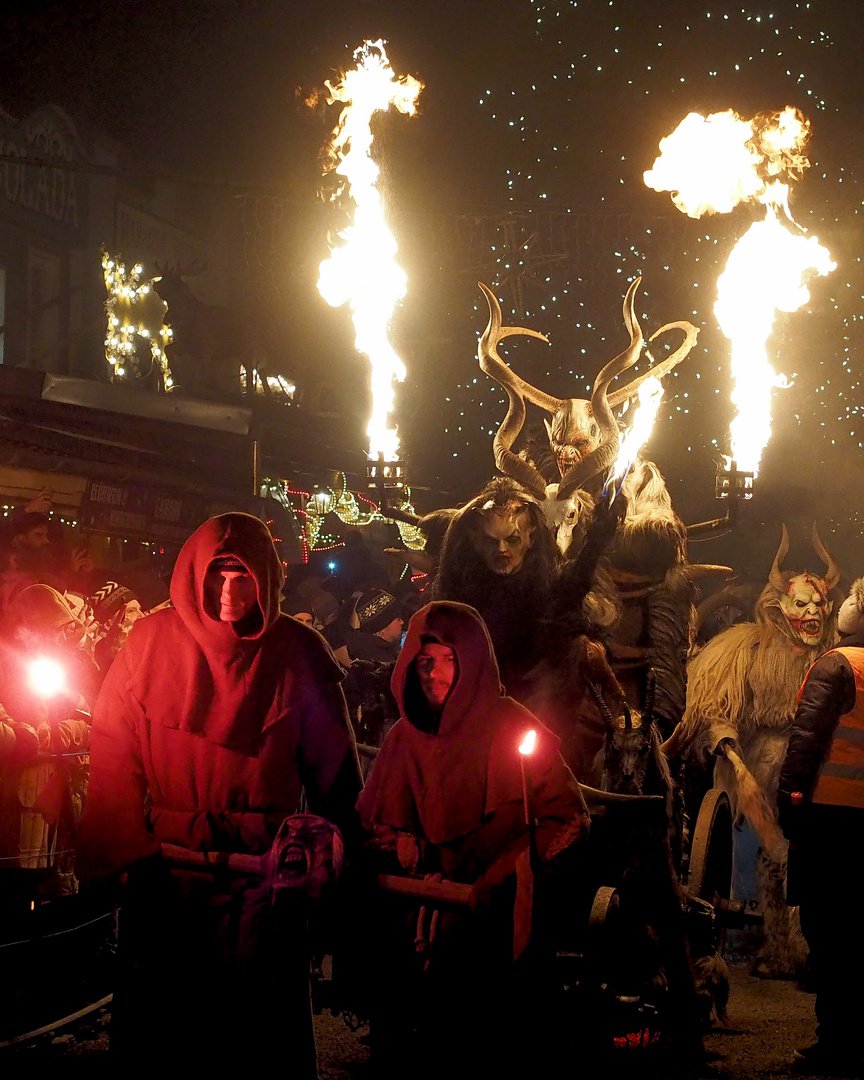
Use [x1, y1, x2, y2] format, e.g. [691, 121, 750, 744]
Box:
[556, 278, 644, 500]
[587, 680, 615, 726]
[607, 320, 699, 408]
[478, 283, 561, 412]
[478, 283, 553, 498]
[643, 670, 656, 723]
[623, 704, 633, 730]
[812, 522, 841, 592]
[769, 524, 790, 592]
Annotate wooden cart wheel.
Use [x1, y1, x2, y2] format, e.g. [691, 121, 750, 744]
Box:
[687, 787, 733, 906]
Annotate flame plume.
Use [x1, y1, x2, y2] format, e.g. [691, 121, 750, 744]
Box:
[608, 376, 665, 488]
[644, 107, 835, 475]
[317, 40, 423, 460]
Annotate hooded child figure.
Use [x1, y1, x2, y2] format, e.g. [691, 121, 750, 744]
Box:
[358, 600, 589, 1074]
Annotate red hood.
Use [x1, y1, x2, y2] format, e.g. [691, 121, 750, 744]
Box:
[392, 601, 502, 736]
[170, 513, 284, 652]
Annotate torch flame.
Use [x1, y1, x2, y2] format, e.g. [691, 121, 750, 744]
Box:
[608, 376, 664, 487]
[317, 40, 423, 460]
[29, 657, 67, 698]
[519, 729, 537, 756]
[644, 107, 834, 475]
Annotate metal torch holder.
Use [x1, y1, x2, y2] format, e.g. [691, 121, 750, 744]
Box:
[709, 460, 754, 532]
[367, 454, 406, 504]
[714, 461, 754, 504]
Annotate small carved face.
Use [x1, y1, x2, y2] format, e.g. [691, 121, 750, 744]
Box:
[779, 573, 831, 646]
[547, 400, 601, 477]
[475, 506, 535, 575]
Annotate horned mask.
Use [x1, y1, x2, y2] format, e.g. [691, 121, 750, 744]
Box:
[477, 278, 698, 502]
[766, 525, 840, 648]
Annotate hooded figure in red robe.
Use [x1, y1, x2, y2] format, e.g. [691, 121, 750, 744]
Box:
[76, 512, 361, 1071]
[357, 601, 588, 1075]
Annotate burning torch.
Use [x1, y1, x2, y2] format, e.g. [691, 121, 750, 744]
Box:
[519, 728, 537, 828]
[316, 40, 423, 504]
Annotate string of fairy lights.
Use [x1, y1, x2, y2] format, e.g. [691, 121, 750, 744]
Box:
[101, 250, 175, 389]
[261, 474, 426, 565]
[434, 0, 864, 542]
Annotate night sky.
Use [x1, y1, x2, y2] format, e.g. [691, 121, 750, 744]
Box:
[2, 0, 863, 576]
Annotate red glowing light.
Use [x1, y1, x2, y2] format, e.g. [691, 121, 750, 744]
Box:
[29, 657, 67, 698]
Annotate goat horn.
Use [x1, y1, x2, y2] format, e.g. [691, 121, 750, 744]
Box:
[587, 680, 615, 725]
[643, 670, 656, 723]
[623, 704, 633, 730]
[556, 277, 643, 501]
[607, 320, 699, 408]
[478, 283, 554, 498]
[812, 522, 841, 592]
[768, 524, 790, 592]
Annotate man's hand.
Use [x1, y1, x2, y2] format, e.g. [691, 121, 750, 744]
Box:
[71, 546, 94, 574]
[25, 490, 52, 514]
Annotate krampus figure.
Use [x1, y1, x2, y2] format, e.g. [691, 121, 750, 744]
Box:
[663, 525, 841, 977]
[476, 279, 725, 738]
[432, 476, 560, 699]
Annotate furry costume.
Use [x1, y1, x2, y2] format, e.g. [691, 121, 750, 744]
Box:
[664, 525, 841, 977]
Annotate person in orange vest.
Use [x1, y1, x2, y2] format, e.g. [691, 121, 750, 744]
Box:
[778, 577, 864, 1073]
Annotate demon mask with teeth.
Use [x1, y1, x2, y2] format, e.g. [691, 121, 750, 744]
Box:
[267, 814, 344, 900]
[759, 524, 840, 648]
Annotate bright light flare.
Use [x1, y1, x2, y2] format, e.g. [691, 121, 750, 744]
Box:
[519, 729, 537, 756]
[317, 40, 423, 460]
[609, 376, 664, 485]
[29, 658, 67, 698]
[644, 106, 833, 475]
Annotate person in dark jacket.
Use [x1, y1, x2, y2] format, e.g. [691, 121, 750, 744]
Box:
[778, 577, 864, 1073]
[76, 512, 362, 1071]
[345, 587, 404, 664]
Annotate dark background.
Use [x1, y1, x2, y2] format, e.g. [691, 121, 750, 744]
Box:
[1, 0, 862, 576]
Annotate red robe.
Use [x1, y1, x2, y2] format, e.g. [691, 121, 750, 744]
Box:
[77, 512, 359, 874]
[358, 600, 588, 881]
[75, 513, 360, 1071]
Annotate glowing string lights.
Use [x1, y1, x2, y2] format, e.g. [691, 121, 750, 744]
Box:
[262, 474, 427, 561]
[102, 250, 175, 389]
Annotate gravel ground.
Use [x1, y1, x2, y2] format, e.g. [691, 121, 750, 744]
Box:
[4, 961, 856, 1079]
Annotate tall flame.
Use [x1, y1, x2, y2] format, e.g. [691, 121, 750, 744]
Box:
[317, 40, 423, 460]
[644, 107, 835, 475]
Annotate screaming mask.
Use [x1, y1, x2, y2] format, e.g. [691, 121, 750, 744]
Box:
[767, 525, 839, 648]
[778, 573, 831, 647]
[267, 814, 344, 900]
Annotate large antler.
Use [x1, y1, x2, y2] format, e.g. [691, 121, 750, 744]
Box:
[768, 524, 790, 591]
[478, 283, 556, 498]
[557, 278, 644, 500]
[812, 522, 841, 591]
[607, 320, 699, 407]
